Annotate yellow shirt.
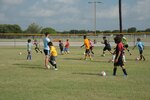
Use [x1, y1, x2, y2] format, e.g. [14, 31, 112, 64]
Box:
[84, 39, 90, 49]
[50, 46, 57, 56]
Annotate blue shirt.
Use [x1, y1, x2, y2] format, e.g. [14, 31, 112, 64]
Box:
[136, 41, 144, 51]
[43, 37, 50, 50]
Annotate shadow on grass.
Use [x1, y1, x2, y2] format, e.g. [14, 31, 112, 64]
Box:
[63, 57, 81, 61]
[72, 72, 100, 76]
[13, 63, 44, 69]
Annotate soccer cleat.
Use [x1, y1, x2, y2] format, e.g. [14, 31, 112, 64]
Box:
[54, 68, 58, 71]
[47, 65, 51, 69]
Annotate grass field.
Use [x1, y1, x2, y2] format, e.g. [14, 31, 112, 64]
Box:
[0, 46, 150, 100]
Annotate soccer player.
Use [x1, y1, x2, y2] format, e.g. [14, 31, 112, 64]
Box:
[89, 39, 94, 55]
[120, 34, 132, 62]
[59, 40, 64, 55]
[48, 42, 58, 70]
[101, 36, 113, 56]
[27, 39, 32, 60]
[43, 32, 50, 69]
[33, 39, 42, 53]
[113, 36, 128, 76]
[132, 38, 146, 61]
[64, 39, 70, 54]
[81, 35, 92, 60]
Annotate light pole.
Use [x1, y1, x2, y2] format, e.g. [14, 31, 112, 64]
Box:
[119, 0, 122, 33]
[88, 1, 101, 35]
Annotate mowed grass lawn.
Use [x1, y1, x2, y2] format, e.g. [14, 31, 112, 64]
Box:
[0, 46, 150, 100]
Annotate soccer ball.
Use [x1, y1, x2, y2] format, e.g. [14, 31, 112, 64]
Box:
[136, 57, 140, 61]
[100, 71, 106, 76]
[19, 52, 22, 55]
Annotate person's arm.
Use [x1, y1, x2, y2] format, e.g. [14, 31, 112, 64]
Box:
[132, 45, 136, 50]
[81, 44, 84, 48]
[115, 51, 121, 63]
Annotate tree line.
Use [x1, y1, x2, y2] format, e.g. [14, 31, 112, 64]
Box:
[0, 23, 150, 34]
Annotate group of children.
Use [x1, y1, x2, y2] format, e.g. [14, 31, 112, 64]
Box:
[80, 34, 146, 76]
[26, 33, 146, 76]
[58, 39, 70, 55]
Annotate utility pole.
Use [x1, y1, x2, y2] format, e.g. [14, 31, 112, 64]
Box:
[119, 0, 122, 33]
[88, 1, 101, 35]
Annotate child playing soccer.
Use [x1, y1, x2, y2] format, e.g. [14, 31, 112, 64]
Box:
[59, 40, 64, 54]
[64, 39, 70, 54]
[33, 39, 42, 53]
[101, 36, 113, 56]
[81, 35, 92, 60]
[89, 39, 94, 54]
[48, 42, 58, 70]
[132, 38, 146, 61]
[113, 36, 128, 76]
[27, 39, 32, 60]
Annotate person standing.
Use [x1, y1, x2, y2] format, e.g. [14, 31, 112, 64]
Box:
[43, 32, 50, 69]
[113, 36, 128, 77]
[27, 39, 32, 60]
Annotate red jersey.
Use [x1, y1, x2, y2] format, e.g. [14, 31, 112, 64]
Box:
[65, 41, 69, 48]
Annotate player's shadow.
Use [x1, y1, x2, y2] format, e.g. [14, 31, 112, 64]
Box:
[13, 63, 44, 69]
[63, 57, 81, 61]
[72, 72, 100, 76]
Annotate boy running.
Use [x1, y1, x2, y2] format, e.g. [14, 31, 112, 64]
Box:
[89, 39, 94, 54]
[33, 39, 42, 53]
[48, 42, 58, 70]
[81, 35, 92, 60]
[132, 38, 146, 61]
[113, 36, 128, 76]
[101, 36, 113, 56]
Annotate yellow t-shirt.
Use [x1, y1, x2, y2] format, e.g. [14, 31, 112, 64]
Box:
[50, 46, 57, 56]
[84, 39, 90, 49]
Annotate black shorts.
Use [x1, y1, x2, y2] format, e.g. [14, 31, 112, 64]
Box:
[85, 49, 90, 54]
[139, 50, 143, 55]
[114, 56, 124, 66]
[50, 56, 56, 61]
[44, 49, 50, 55]
[103, 46, 111, 51]
[124, 44, 129, 48]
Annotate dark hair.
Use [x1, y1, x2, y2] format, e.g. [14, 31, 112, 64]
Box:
[103, 36, 106, 39]
[48, 42, 53, 46]
[83, 35, 86, 39]
[27, 39, 31, 43]
[45, 32, 49, 36]
[114, 35, 122, 44]
[66, 39, 69, 41]
[137, 38, 141, 41]
[59, 40, 61, 42]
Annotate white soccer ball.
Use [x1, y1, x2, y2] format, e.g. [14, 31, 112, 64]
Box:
[136, 57, 140, 61]
[100, 71, 106, 76]
[19, 52, 22, 55]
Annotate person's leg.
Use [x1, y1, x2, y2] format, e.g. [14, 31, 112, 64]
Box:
[121, 66, 128, 76]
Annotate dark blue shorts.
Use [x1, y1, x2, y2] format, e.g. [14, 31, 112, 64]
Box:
[43, 49, 50, 55]
[114, 57, 124, 66]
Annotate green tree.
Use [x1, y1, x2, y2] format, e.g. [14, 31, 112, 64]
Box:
[145, 28, 150, 32]
[25, 23, 42, 33]
[0, 24, 22, 33]
[41, 27, 57, 34]
[127, 27, 137, 33]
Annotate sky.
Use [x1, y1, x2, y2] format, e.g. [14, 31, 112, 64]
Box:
[0, 0, 150, 31]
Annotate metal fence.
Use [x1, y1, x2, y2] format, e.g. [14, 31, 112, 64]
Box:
[0, 33, 150, 47]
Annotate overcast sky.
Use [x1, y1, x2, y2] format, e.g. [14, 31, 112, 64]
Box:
[0, 0, 150, 31]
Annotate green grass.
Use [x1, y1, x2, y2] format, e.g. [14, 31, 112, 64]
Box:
[0, 46, 150, 100]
